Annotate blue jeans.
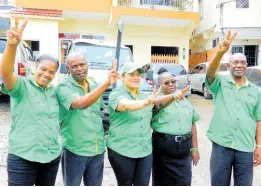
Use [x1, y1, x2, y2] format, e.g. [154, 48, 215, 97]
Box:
[7, 154, 60, 186]
[210, 142, 253, 186]
[108, 148, 152, 186]
[61, 148, 104, 186]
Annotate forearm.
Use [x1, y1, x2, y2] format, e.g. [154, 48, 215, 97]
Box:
[116, 99, 150, 112]
[207, 52, 224, 84]
[191, 123, 198, 148]
[154, 94, 174, 110]
[1, 44, 17, 90]
[72, 81, 110, 109]
[256, 121, 261, 145]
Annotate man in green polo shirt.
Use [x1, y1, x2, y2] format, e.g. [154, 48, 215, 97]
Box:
[56, 52, 120, 186]
[205, 30, 261, 186]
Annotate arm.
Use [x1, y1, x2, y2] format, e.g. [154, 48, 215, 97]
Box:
[191, 123, 200, 166]
[1, 18, 28, 90]
[154, 87, 189, 111]
[72, 59, 119, 110]
[207, 30, 237, 84]
[254, 121, 261, 167]
[191, 123, 198, 149]
[71, 81, 110, 109]
[116, 98, 151, 112]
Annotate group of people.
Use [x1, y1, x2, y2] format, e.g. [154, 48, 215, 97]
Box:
[0, 17, 261, 186]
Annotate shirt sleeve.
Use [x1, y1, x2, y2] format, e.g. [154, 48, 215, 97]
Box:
[108, 89, 126, 111]
[192, 108, 201, 123]
[1, 76, 25, 99]
[56, 84, 80, 112]
[205, 72, 222, 95]
[254, 91, 261, 121]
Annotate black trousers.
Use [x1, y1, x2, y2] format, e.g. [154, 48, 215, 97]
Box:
[152, 131, 192, 186]
[108, 148, 152, 186]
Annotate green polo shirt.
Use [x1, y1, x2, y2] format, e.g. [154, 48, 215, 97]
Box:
[1, 76, 60, 163]
[205, 72, 261, 152]
[56, 75, 105, 156]
[107, 86, 153, 158]
[152, 98, 200, 135]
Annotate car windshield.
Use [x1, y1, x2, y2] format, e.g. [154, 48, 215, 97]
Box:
[152, 64, 187, 76]
[0, 39, 7, 53]
[74, 43, 133, 69]
[248, 68, 261, 87]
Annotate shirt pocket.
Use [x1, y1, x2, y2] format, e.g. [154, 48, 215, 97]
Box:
[179, 103, 193, 120]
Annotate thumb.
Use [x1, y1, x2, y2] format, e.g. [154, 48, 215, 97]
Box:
[181, 87, 189, 96]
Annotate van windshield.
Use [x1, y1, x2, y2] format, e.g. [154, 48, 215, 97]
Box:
[74, 43, 133, 69]
[0, 39, 7, 53]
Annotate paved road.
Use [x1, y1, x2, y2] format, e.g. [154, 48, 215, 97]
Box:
[0, 94, 261, 185]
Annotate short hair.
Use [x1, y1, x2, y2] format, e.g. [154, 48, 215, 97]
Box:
[157, 67, 168, 75]
[66, 52, 86, 64]
[37, 54, 59, 70]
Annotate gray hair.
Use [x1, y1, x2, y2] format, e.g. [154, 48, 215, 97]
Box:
[66, 52, 86, 64]
[229, 53, 247, 63]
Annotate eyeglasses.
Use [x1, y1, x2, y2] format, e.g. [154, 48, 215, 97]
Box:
[163, 80, 176, 86]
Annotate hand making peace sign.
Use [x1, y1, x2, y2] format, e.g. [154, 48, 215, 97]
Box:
[7, 16, 28, 46]
[218, 30, 237, 55]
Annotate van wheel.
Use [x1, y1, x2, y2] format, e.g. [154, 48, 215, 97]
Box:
[203, 85, 212, 100]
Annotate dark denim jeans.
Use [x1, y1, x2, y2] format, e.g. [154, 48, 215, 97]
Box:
[108, 148, 152, 186]
[7, 154, 60, 186]
[210, 142, 253, 186]
[61, 148, 104, 186]
[152, 131, 192, 186]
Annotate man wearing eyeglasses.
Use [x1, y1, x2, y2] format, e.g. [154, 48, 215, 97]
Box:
[151, 71, 200, 186]
[205, 31, 261, 186]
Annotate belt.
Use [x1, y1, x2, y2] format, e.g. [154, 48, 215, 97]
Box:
[153, 131, 192, 142]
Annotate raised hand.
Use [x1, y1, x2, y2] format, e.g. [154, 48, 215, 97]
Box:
[146, 86, 162, 105]
[173, 87, 189, 101]
[218, 30, 237, 54]
[7, 16, 28, 46]
[107, 59, 120, 85]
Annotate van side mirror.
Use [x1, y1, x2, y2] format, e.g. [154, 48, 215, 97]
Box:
[146, 70, 153, 80]
[60, 63, 68, 74]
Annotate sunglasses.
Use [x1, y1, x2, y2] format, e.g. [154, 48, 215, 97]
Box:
[163, 80, 176, 86]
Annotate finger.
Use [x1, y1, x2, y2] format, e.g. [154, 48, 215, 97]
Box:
[18, 19, 28, 33]
[14, 16, 18, 30]
[226, 30, 231, 40]
[153, 86, 157, 95]
[181, 87, 189, 96]
[230, 32, 237, 41]
[155, 86, 162, 97]
[10, 30, 19, 37]
[7, 30, 12, 38]
[111, 59, 117, 71]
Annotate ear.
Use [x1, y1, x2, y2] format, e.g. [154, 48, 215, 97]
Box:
[226, 63, 231, 69]
[66, 65, 70, 71]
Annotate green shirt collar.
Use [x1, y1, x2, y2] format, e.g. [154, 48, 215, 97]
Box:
[227, 73, 250, 88]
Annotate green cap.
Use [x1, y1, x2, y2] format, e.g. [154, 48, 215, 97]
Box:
[122, 62, 145, 74]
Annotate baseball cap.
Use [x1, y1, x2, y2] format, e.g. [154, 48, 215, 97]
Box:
[122, 62, 145, 74]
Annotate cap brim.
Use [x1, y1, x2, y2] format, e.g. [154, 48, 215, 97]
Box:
[126, 68, 145, 74]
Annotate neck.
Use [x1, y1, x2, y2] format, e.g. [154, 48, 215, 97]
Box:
[77, 79, 86, 86]
[233, 76, 245, 83]
[126, 85, 137, 95]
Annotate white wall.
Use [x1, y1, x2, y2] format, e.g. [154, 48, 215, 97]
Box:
[223, 0, 261, 28]
[21, 18, 59, 58]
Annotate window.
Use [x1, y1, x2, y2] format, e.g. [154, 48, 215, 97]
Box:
[198, 0, 204, 20]
[0, 0, 8, 5]
[236, 0, 249, 8]
[192, 66, 200, 74]
[232, 46, 243, 54]
[212, 38, 219, 48]
[198, 65, 206, 74]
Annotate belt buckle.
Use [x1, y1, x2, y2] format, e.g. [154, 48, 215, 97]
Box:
[175, 136, 183, 142]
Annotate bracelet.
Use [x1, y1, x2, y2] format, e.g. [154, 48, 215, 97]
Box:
[191, 147, 199, 152]
[256, 144, 261, 148]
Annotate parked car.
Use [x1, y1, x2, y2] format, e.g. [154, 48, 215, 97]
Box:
[189, 62, 229, 99]
[245, 66, 261, 91]
[144, 63, 191, 97]
[0, 37, 35, 95]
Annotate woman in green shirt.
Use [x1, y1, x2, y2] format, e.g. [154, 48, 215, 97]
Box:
[151, 71, 200, 186]
[0, 17, 61, 186]
[107, 62, 186, 186]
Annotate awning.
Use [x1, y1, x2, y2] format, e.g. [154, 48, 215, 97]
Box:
[222, 27, 261, 39]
